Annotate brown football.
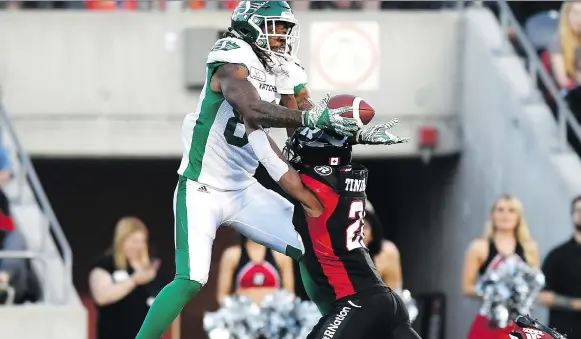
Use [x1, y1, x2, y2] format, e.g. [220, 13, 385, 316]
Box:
[327, 94, 375, 126]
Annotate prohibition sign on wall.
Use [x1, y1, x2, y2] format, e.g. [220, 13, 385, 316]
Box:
[310, 22, 380, 91]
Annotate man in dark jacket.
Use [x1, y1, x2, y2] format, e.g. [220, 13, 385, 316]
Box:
[538, 196, 581, 337]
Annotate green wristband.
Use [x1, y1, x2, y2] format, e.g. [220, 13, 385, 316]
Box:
[301, 111, 308, 126]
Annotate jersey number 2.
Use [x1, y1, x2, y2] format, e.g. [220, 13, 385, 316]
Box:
[346, 200, 365, 251]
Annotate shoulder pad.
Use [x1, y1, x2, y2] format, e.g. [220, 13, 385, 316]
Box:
[302, 165, 338, 191]
[292, 56, 303, 68]
[287, 61, 307, 87]
[207, 37, 258, 66]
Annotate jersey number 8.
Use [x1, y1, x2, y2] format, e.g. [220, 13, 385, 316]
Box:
[224, 101, 277, 148]
[224, 108, 249, 147]
[346, 200, 366, 251]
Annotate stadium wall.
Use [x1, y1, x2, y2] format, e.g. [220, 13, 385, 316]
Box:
[0, 304, 87, 339]
[0, 11, 462, 157]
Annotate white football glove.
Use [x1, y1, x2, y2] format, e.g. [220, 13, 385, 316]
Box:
[303, 94, 359, 137]
[356, 118, 410, 145]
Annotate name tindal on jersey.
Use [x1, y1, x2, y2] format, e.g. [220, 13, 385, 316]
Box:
[345, 178, 366, 192]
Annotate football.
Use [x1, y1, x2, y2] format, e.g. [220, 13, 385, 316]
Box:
[327, 94, 375, 126]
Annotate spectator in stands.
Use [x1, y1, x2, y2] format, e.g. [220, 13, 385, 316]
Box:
[545, 1, 581, 155]
[0, 142, 12, 199]
[548, 1, 581, 91]
[0, 142, 18, 303]
[538, 195, 581, 338]
[462, 195, 539, 339]
[0, 221, 31, 305]
[89, 217, 164, 339]
[362, 200, 402, 292]
[216, 235, 294, 305]
[0, 143, 37, 305]
[0, 143, 13, 235]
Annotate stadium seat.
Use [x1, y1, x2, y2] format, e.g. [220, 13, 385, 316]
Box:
[188, 1, 205, 10]
[525, 10, 559, 51]
[222, 1, 239, 10]
[86, 1, 138, 10]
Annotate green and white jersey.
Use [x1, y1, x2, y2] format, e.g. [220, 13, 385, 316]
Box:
[177, 37, 281, 190]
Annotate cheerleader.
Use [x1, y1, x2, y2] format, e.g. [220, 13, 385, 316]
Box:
[363, 200, 402, 292]
[462, 195, 539, 339]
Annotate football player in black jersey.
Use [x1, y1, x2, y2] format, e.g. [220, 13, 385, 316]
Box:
[284, 126, 420, 339]
[244, 110, 416, 338]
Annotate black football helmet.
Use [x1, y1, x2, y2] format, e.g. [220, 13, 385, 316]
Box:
[284, 127, 352, 168]
[509, 315, 567, 339]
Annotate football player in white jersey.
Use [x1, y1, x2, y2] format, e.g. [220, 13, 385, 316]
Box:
[136, 2, 359, 338]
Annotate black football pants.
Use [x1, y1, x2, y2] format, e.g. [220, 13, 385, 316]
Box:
[307, 287, 422, 339]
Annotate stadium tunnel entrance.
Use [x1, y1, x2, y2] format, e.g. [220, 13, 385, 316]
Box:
[361, 156, 459, 295]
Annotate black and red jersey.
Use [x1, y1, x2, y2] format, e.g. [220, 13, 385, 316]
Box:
[293, 163, 386, 305]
